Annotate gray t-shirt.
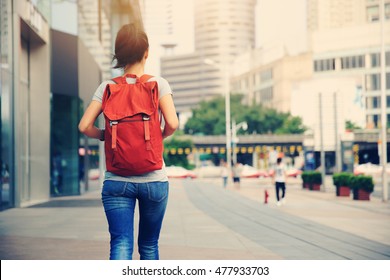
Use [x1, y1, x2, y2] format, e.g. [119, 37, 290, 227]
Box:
[93, 75, 172, 183]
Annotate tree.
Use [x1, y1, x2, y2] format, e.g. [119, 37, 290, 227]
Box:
[345, 120, 361, 131]
[184, 94, 306, 135]
[163, 136, 194, 169]
[276, 116, 307, 134]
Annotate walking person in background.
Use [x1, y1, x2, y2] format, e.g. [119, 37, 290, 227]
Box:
[78, 23, 178, 260]
[220, 160, 229, 188]
[272, 157, 287, 206]
[232, 161, 242, 189]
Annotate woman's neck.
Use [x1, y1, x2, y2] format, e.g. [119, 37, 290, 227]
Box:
[123, 62, 145, 77]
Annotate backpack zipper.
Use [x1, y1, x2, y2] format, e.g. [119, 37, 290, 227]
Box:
[109, 115, 150, 126]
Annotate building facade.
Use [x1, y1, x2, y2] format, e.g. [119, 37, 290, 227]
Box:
[232, 0, 390, 129]
[0, 0, 142, 210]
[1, 0, 51, 209]
[161, 0, 256, 120]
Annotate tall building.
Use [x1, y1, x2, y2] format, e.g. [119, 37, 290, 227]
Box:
[161, 0, 256, 120]
[307, 0, 366, 32]
[141, 0, 194, 75]
[232, 0, 390, 128]
[229, 0, 390, 173]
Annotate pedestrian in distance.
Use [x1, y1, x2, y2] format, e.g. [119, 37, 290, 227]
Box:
[232, 161, 242, 189]
[78, 23, 179, 260]
[271, 157, 287, 206]
[220, 160, 229, 188]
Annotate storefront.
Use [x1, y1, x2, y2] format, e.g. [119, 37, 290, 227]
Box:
[0, 0, 51, 209]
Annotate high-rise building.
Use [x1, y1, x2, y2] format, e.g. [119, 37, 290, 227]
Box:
[141, 0, 194, 75]
[307, 0, 366, 32]
[161, 0, 256, 120]
[232, 0, 390, 129]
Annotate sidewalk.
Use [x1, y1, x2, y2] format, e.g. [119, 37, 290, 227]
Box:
[0, 177, 389, 260]
[234, 178, 390, 247]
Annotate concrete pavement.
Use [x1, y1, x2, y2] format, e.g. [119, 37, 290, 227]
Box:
[0, 177, 389, 260]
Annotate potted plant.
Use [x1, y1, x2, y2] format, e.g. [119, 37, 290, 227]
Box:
[301, 171, 310, 189]
[332, 172, 352, 197]
[349, 175, 374, 201]
[310, 171, 322, 191]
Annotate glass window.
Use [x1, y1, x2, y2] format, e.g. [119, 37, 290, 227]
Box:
[373, 114, 379, 127]
[260, 69, 272, 82]
[367, 5, 379, 22]
[387, 72, 390, 90]
[260, 87, 273, 102]
[366, 74, 381, 90]
[373, 96, 380, 108]
[371, 53, 380, 67]
[0, 0, 14, 210]
[50, 94, 81, 196]
[314, 58, 335, 72]
[342, 55, 365, 69]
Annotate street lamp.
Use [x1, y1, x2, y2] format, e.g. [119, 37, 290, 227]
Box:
[232, 120, 248, 164]
[203, 58, 232, 175]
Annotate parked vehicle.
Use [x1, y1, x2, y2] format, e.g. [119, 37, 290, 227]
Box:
[240, 164, 269, 178]
[88, 168, 100, 180]
[166, 166, 197, 179]
[268, 166, 302, 178]
[286, 167, 302, 178]
[353, 163, 383, 176]
[195, 165, 223, 178]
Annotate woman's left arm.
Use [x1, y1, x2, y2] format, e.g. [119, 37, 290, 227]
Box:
[78, 100, 104, 140]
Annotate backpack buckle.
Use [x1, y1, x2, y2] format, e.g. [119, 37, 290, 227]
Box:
[110, 121, 118, 127]
[142, 115, 150, 121]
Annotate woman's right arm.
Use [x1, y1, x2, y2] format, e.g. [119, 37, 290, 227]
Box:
[78, 100, 104, 140]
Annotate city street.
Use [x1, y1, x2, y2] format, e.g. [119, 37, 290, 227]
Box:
[0, 178, 389, 260]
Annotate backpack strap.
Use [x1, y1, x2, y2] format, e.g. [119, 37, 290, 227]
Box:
[139, 74, 153, 83]
[111, 77, 122, 84]
[111, 74, 153, 84]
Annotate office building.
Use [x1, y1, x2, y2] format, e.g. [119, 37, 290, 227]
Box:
[161, 0, 256, 119]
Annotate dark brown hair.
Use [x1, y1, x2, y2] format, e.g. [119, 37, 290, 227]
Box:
[112, 23, 149, 69]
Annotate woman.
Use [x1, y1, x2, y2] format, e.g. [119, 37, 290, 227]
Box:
[78, 23, 178, 260]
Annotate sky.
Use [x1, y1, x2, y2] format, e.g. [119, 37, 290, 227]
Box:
[143, 0, 307, 74]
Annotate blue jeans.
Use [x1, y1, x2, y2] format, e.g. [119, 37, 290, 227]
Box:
[101, 180, 169, 260]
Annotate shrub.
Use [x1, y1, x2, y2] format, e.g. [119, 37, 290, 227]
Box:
[332, 172, 353, 187]
[302, 171, 322, 184]
[349, 175, 374, 193]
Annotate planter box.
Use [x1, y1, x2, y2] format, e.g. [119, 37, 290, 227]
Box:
[337, 186, 350, 197]
[353, 189, 370, 201]
[311, 183, 321, 191]
[303, 183, 310, 189]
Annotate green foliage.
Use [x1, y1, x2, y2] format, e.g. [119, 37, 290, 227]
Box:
[163, 136, 194, 169]
[345, 120, 361, 131]
[302, 171, 322, 184]
[349, 175, 374, 193]
[332, 172, 353, 187]
[276, 116, 307, 134]
[184, 94, 306, 135]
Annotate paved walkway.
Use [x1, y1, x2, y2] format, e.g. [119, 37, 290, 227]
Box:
[0, 177, 389, 260]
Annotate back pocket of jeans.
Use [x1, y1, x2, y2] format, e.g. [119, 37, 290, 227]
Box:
[146, 182, 169, 202]
[101, 180, 127, 196]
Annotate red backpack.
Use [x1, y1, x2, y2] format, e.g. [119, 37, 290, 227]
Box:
[101, 74, 163, 176]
